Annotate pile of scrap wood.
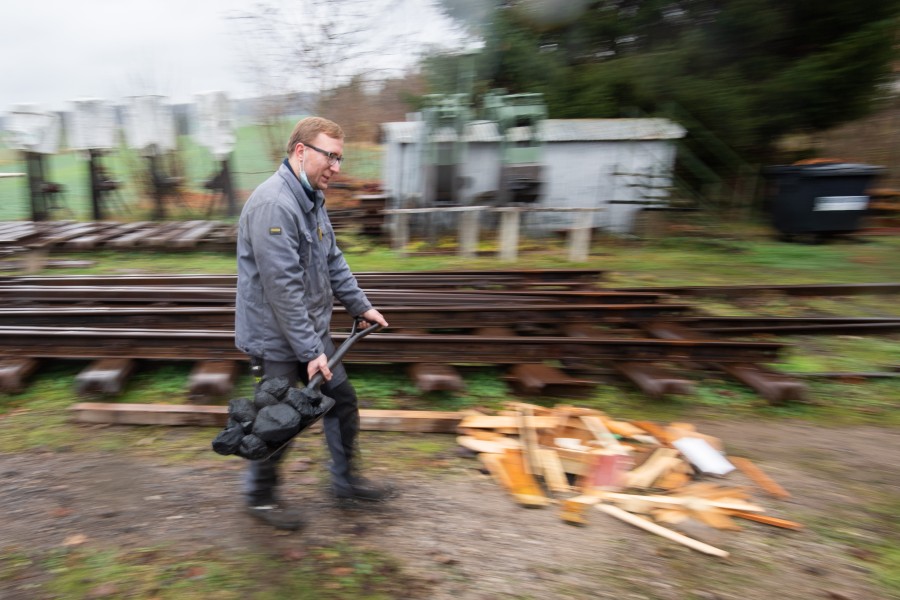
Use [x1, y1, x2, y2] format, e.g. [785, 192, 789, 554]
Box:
[457, 403, 800, 558]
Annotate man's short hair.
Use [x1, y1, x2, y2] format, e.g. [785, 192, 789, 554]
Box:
[286, 117, 344, 155]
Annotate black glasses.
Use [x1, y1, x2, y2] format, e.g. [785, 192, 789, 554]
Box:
[305, 143, 344, 167]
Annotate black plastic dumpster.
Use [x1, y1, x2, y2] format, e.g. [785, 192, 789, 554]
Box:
[762, 163, 884, 240]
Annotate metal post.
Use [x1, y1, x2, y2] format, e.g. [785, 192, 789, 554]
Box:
[148, 154, 165, 220]
[88, 149, 104, 221]
[221, 158, 237, 217]
[24, 151, 48, 222]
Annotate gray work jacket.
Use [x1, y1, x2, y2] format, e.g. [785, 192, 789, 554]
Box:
[235, 162, 372, 384]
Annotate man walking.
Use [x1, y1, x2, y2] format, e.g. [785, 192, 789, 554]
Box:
[235, 116, 392, 530]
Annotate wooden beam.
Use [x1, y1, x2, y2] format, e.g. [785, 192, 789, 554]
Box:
[538, 448, 572, 494]
[458, 414, 560, 430]
[596, 503, 730, 558]
[721, 510, 803, 530]
[730, 456, 791, 499]
[595, 491, 765, 513]
[517, 405, 543, 477]
[70, 403, 464, 432]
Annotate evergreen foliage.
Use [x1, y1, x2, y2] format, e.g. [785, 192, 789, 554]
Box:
[436, 0, 899, 160]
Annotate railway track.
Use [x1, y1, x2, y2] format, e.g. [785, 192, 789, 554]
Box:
[0, 272, 896, 403]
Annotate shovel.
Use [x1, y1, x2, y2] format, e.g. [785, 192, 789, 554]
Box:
[259, 319, 382, 460]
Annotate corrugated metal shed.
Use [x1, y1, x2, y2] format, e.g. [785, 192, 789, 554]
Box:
[461, 121, 501, 204]
[538, 118, 684, 233]
[379, 121, 424, 211]
[380, 116, 686, 235]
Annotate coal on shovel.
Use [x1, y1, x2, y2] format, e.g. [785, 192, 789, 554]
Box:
[212, 320, 382, 460]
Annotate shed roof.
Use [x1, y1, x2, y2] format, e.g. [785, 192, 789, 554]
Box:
[380, 117, 686, 144]
[538, 118, 686, 142]
[379, 121, 422, 144]
[463, 120, 502, 143]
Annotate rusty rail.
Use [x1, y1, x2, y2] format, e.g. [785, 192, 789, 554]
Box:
[620, 283, 900, 297]
[0, 326, 784, 364]
[0, 302, 694, 330]
[0, 285, 667, 306]
[0, 268, 605, 289]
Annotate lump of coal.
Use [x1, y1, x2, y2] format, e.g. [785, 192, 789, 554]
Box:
[228, 397, 257, 433]
[211, 420, 244, 455]
[285, 386, 324, 418]
[253, 403, 302, 443]
[253, 389, 279, 410]
[237, 434, 269, 460]
[258, 376, 291, 400]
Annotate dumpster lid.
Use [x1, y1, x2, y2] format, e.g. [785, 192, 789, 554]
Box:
[763, 163, 885, 177]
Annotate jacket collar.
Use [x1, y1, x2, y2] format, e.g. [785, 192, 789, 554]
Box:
[277, 161, 323, 213]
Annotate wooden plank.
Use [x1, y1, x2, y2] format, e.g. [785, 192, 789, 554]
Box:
[71, 402, 229, 427]
[457, 435, 520, 454]
[537, 448, 572, 493]
[623, 448, 680, 489]
[596, 491, 765, 513]
[629, 420, 673, 447]
[458, 415, 560, 430]
[70, 403, 464, 432]
[480, 452, 514, 490]
[604, 419, 647, 439]
[360, 409, 463, 433]
[730, 456, 791, 499]
[691, 509, 742, 531]
[596, 503, 730, 558]
[496, 448, 551, 507]
[721, 510, 803, 530]
[671, 483, 752, 501]
[517, 405, 543, 477]
[560, 494, 602, 525]
[655, 471, 691, 490]
[579, 415, 627, 452]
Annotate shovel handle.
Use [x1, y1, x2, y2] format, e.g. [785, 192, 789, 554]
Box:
[308, 319, 383, 390]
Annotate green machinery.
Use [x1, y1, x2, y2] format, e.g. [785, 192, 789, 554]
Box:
[482, 89, 547, 204]
[421, 93, 472, 206]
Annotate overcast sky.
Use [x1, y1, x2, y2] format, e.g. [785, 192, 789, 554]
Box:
[1, 0, 471, 113]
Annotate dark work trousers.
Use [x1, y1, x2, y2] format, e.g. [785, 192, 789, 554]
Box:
[244, 358, 361, 504]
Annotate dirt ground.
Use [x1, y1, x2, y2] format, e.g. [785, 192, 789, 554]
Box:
[1, 420, 898, 600]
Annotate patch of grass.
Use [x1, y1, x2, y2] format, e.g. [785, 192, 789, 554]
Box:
[0, 550, 34, 583]
[36, 543, 416, 600]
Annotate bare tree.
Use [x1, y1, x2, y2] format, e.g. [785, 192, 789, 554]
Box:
[228, 0, 471, 158]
